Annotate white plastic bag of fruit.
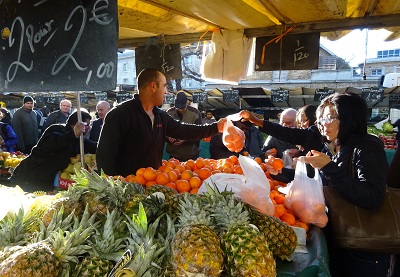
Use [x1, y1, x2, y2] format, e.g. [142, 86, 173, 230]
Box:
[222, 118, 245, 153]
[198, 155, 275, 216]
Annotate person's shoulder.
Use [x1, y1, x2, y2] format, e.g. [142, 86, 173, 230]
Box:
[186, 105, 199, 113]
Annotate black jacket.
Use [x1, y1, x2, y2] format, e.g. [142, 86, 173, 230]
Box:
[96, 95, 219, 177]
[10, 124, 80, 192]
[89, 118, 103, 143]
[320, 134, 388, 210]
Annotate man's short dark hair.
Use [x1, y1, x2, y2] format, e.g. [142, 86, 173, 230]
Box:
[137, 68, 163, 90]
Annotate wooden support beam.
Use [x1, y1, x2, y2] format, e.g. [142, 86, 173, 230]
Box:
[118, 13, 400, 48]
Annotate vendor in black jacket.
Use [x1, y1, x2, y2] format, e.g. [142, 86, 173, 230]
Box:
[96, 68, 226, 177]
[10, 110, 93, 193]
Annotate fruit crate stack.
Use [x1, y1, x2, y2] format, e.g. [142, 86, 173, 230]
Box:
[379, 134, 397, 149]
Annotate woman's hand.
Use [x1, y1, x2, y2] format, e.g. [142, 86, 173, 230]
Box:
[73, 123, 85, 138]
[239, 110, 264, 127]
[295, 150, 331, 169]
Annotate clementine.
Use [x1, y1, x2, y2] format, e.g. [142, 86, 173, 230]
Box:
[181, 170, 194, 181]
[155, 172, 169, 185]
[198, 167, 212, 180]
[189, 176, 202, 189]
[143, 167, 157, 181]
[176, 179, 191, 193]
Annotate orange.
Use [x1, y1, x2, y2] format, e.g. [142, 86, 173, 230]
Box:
[136, 167, 145, 175]
[175, 164, 186, 173]
[135, 174, 146, 185]
[143, 167, 157, 181]
[181, 170, 194, 181]
[222, 167, 233, 173]
[176, 179, 191, 193]
[165, 161, 176, 168]
[184, 159, 195, 170]
[254, 157, 263, 164]
[167, 170, 178, 182]
[125, 174, 136, 183]
[281, 213, 296, 226]
[233, 165, 243, 174]
[271, 158, 284, 171]
[198, 167, 212, 180]
[158, 165, 166, 172]
[243, 151, 249, 156]
[275, 204, 286, 217]
[229, 155, 238, 165]
[163, 166, 173, 173]
[190, 188, 199, 194]
[155, 172, 169, 185]
[194, 158, 205, 169]
[145, 180, 157, 188]
[165, 182, 177, 190]
[295, 221, 309, 233]
[274, 194, 285, 205]
[189, 176, 202, 189]
[212, 169, 222, 174]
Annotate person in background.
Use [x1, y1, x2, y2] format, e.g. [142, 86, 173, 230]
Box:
[12, 96, 39, 154]
[10, 110, 92, 193]
[242, 92, 391, 276]
[210, 120, 251, 159]
[260, 108, 298, 160]
[0, 121, 18, 152]
[0, 108, 12, 125]
[42, 99, 72, 131]
[245, 125, 264, 157]
[96, 68, 225, 177]
[203, 110, 216, 124]
[165, 91, 203, 162]
[88, 101, 111, 143]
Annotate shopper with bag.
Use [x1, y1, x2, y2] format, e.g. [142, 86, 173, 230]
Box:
[241, 92, 391, 277]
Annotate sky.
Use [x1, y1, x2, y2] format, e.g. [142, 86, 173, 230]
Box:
[320, 29, 400, 67]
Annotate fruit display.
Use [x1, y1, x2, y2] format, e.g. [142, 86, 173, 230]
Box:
[0, 155, 322, 276]
[0, 151, 27, 177]
[367, 125, 397, 149]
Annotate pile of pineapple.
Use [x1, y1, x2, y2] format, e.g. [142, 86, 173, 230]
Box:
[0, 169, 298, 277]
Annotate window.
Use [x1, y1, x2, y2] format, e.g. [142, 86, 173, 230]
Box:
[371, 69, 382, 76]
[377, 49, 400, 58]
[123, 63, 128, 72]
[318, 56, 337, 70]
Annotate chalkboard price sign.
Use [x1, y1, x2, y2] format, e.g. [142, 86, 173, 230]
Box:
[389, 95, 400, 109]
[271, 89, 289, 102]
[361, 88, 384, 102]
[0, 0, 118, 92]
[314, 88, 335, 102]
[79, 93, 88, 104]
[95, 92, 108, 102]
[35, 95, 45, 104]
[222, 89, 240, 103]
[135, 44, 183, 80]
[164, 93, 175, 105]
[116, 92, 133, 104]
[44, 94, 64, 104]
[192, 92, 208, 104]
[255, 33, 320, 71]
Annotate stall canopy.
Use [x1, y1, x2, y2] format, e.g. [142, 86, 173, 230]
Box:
[117, 0, 400, 48]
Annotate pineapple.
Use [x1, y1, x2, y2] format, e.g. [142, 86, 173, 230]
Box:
[205, 185, 276, 277]
[0, 225, 94, 276]
[73, 209, 127, 277]
[247, 205, 298, 261]
[123, 203, 168, 276]
[171, 193, 224, 277]
[0, 208, 34, 250]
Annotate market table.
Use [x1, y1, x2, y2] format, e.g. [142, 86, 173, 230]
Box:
[277, 227, 331, 277]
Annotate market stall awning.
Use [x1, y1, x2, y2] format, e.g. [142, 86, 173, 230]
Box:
[117, 0, 400, 48]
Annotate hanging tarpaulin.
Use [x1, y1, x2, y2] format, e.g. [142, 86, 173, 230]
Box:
[201, 29, 253, 83]
[0, 0, 118, 92]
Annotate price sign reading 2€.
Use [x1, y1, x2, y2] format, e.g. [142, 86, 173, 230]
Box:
[0, 0, 118, 92]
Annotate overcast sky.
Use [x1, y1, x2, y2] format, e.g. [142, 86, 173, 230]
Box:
[320, 29, 400, 67]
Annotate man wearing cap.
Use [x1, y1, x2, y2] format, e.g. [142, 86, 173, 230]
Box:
[12, 96, 39, 154]
[165, 91, 203, 162]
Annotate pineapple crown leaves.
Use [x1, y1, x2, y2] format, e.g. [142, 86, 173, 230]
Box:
[176, 193, 215, 230]
[30, 205, 75, 243]
[121, 245, 161, 277]
[89, 209, 127, 257]
[0, 208, 32, 248]
[49, 225, 94, 264]
[71, 204, 100, 232]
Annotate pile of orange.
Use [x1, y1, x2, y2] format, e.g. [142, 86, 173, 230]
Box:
[124, 155, 310, 234]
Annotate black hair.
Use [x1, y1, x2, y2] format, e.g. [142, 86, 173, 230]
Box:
[66, 109, 91, 126]
[298, 104, 317, 126]
[137, 68, 164, 90]
[317, 92, 367, 145]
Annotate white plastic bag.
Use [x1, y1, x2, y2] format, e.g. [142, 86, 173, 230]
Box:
[284, 158, 328, 227]
[199, 155, 274, 215]
[222, 118, 245, 153]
